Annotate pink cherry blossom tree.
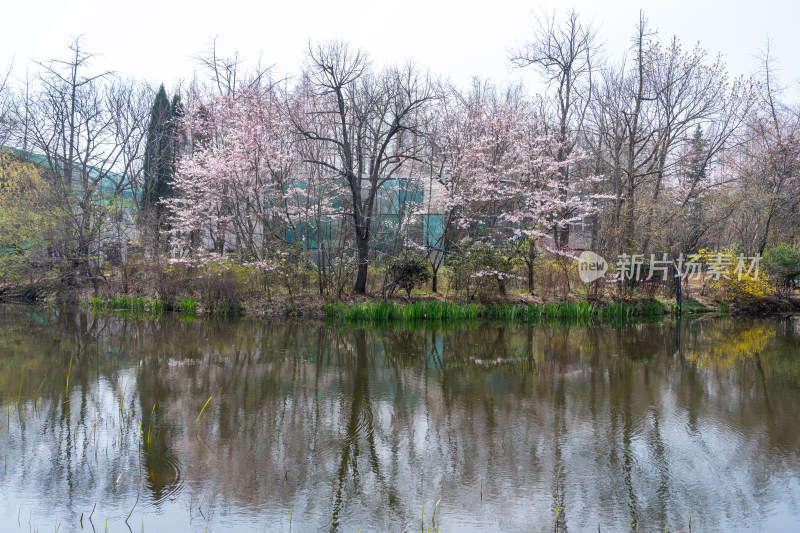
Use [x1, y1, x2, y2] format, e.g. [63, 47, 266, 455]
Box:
[167, 84, 304, 265]
[422, 81, 599, 293]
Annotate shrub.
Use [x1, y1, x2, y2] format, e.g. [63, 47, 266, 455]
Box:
[446, 240, 519, 299]
[165, 251, 243, 312]
[323, 255, 357, 300]
[193, 253, 240, 311]
[695, 248, 775, 305]
[388, 251, 430, 297]
[718, 274, 775, 303]
[763, 244, 800, 288]
[156, 257, 193, 308]
[263, 244, 314, 298]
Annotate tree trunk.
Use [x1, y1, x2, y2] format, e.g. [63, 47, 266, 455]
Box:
[354, 232, 369, 293]
[624, 174, 636, 250]
[527, 264, 534, 294]
[498, 277, 506, 296]
[317, 247, 325, 296]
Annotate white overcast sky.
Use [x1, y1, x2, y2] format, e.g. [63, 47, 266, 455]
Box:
[2, 0, 799, 96]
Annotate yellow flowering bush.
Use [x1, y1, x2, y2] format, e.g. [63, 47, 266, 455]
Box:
[695, 248, 775, 304]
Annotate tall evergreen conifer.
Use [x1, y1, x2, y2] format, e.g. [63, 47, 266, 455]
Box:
[143, 85, 182, 249]
[143, 85, 176, 218]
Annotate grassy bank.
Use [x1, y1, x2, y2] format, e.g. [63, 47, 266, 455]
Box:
[71, 293, 668, 325]
[324, 299, 667, 325]
[78, 295, 250, 317]
[12, 273, 790, 322]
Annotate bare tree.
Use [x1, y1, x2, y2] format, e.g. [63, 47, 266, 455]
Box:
[24, 38, 149, 289]
[0, 60, 14, 147]
[638, 38, 751, 253]
[194, 37, 271, 98]
[583, 13, 755, 259]
[292, 41, 435, 293]
[732, 44, 800, 253]
[583, 15, 662, 254]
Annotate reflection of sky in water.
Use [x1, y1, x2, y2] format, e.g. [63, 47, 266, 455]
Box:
[0, 306, 799, 531]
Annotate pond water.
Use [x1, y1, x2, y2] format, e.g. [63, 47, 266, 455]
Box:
[1, 304, 799, 532]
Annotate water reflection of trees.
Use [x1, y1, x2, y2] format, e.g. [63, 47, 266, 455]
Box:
[1, 305, 800, 531]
